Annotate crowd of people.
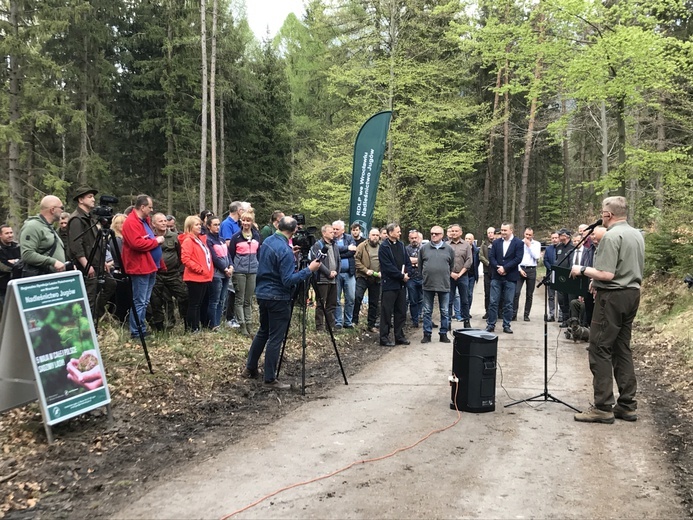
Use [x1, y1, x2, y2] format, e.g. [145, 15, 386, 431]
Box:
[0, 192, 645, 423]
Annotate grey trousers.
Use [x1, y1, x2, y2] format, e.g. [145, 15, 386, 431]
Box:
[233, 273, 256, 325]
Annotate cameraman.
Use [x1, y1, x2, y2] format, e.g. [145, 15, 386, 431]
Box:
[67, 186, 116, 320]
[242, 216, 321, 388]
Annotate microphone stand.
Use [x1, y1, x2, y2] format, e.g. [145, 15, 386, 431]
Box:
[503, 223, 599, 412]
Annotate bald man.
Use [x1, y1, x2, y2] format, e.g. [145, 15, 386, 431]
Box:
[19, 195, 68, 275]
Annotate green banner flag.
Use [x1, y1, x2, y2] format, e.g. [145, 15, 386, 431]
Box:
[349, 111, 392, 233]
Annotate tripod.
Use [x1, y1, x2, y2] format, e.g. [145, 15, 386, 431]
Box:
[81, 219, 154, 374]
[277, 253, 348, 395]
[504, 235, 591, 412]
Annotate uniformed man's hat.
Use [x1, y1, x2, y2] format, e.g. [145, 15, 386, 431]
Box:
[557, 228, 572, 236]
[72, 185, 99, 202]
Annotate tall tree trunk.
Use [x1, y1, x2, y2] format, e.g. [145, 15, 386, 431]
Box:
[199, 0, 208, 211]
[616, 97, 627, 196]
[8, 0, 22, 228]
[517, 12, 544, 232]
[562, 99, 571, 216]
[627, 112, 639, 223]
[502, 60, 510, 221]
[386, 0, 397, 222]
[79, 34, 89, 185]
[209, 0, 218, 215]
[654, 110, 665, 212]
[218, 93, 225, 213]
[482, 67, 503, 228]
[600, 100, 608, 178]
[166, 4, 174, 215]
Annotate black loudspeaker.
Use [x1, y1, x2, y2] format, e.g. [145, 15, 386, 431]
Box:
[450, 329, 497, 413]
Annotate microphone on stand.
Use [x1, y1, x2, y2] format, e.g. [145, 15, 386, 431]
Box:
[584, 218, 603, 233]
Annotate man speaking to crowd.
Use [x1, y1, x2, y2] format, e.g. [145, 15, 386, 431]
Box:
[242, 216, 321, 389]
[571, 196, 645, 424]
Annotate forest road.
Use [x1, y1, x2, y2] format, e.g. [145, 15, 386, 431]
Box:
[114, 284, 684, 519]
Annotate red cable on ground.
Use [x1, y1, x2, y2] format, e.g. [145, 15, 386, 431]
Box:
[220, 377, 462, 520]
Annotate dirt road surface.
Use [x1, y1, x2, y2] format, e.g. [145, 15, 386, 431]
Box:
[115, 285, 684, 519]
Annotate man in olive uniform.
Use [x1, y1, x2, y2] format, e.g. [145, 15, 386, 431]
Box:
[571, 196, 645, 424]
[149, 212, 188, 331]
[67, 186, 116, 320]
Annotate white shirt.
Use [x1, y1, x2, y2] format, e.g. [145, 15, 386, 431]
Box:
[520, 239, 541, 267]
[502, 234, 514, 256]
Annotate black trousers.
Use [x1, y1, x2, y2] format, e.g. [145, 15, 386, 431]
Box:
[380, 287, 406, 342]
[354, 277, 381, 327]
[186, 281, 209, 332]
[483, 272, 491, 312]
[512, 267, 537, 318]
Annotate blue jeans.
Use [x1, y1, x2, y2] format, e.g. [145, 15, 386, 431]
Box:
[423, 290, 450, 335]
[129, 273, 157, 336]
[488, 278, 516, 329]
[449, 276, 470, 321]
[467, 276, 476, 312]
[207, 276, 229, 328]
[336, 273, 356, 326]
[406, 278, 423, 325]
[247, 298, 291, 383]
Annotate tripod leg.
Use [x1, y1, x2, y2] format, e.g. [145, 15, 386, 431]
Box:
[311, 278, 348, 385]
[276, 294, 297, 379]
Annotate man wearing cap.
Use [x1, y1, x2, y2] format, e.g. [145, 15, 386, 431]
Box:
[68, 185, 116, 320]
[555, 228, 575, 327]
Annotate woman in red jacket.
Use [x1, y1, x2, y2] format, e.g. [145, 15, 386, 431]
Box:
[181, 216, 213, 332]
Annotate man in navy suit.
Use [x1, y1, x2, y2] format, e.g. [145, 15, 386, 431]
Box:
[486, 222, 524, 334]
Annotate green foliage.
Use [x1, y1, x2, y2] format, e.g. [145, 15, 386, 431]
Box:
[645, 214, 693, 277]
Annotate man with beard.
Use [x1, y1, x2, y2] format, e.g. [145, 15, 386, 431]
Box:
[354, 228, 382, 332]
[20, 195, 68, 276]
[68, 186, 116, 319]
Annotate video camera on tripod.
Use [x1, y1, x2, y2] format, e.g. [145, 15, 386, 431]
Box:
[91, 195, 119, 228]
[291, 213, 322, 259]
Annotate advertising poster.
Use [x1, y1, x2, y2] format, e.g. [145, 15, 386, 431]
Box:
[16, 273, 110, 425]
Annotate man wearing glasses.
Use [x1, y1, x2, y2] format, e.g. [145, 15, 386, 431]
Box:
[571, 197, 644, 424]
[405, 229, 423, 328]
[19, 195, 68, 275]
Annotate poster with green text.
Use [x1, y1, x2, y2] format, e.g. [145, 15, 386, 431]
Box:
[15, 273, 110, 425]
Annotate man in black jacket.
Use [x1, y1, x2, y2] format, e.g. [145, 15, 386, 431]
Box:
[378, 223, 411, 347]
[310, 224, 339, 332]
[0, 225, 21, 310]
[67, 185, 116, 319]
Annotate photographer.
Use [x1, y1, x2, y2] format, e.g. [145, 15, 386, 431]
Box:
[67, 186, 116, 319]
[242, 216, 321, 389]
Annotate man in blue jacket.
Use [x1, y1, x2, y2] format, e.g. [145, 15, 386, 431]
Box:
[486, 222, 524, 334]
[242, 217, 320, 388]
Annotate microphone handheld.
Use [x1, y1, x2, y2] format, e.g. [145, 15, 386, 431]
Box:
[314, 245, 329, 262]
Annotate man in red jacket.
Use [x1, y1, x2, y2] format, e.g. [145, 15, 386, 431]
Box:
[122, 194, 164, 338]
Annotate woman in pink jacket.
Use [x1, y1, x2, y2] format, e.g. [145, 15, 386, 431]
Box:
[181, 216, 213, 332]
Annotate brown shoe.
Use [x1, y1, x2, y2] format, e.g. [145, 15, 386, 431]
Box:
[574, 405, 614, 424]
[613, 406, 638, 422]
[240, 367, 259, 380]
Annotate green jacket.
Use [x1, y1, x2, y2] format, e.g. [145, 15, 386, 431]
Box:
[68, 206, 103, 269]
[20, 215, 66, 270]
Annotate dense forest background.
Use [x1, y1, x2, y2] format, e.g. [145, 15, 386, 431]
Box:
[1, 0, 693, 262]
